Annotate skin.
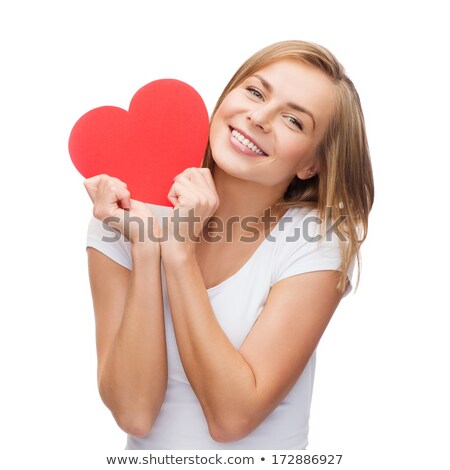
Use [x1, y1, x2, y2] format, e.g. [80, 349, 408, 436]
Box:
[209, 59, 334, 223]
[85, 177, 166, 437]
[85, 59, 344, 442]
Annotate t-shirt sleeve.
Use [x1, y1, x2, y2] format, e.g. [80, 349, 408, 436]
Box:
[85, 203, 171, 271]
[86, 216, 133, 270]
[271, 208, 355, 297]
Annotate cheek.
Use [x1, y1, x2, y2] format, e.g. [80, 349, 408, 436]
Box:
[209, 116, 221, 148]
[209, 103, 227, 134]
[276, 132, 306, 160]
[276, 135, 317, 169]
[209, 101, 234, 144]
[208, 116, 228, 159]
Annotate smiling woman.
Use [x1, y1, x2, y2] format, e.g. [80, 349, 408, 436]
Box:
[209, 59, 333, 186]
[84, 40, 374, 450]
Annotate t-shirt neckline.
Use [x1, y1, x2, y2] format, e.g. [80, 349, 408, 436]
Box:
[206, 207, 294, 293]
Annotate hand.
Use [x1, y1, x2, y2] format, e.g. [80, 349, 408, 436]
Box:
[84, 174, 162, 246]
[163, 167, 220, 256]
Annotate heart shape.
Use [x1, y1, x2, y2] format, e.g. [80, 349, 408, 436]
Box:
[68, 79, 210, 205]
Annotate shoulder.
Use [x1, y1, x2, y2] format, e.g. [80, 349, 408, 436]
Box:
[86, 203, 171, 270]
[276, 206, 321, 235]
[271, 206, 354, 294]
[274, 206, 342, 252]
[86, 216, 133, 270]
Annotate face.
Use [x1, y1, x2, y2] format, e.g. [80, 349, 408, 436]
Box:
[209, 59, 335, 189]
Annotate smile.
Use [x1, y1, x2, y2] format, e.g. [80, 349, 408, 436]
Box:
[229, 127, 268, 156]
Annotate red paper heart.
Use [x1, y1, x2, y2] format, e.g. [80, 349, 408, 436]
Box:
[68, 79, 209, 205]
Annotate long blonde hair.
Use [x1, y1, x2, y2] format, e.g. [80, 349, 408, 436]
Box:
[201, 40, 374, 293]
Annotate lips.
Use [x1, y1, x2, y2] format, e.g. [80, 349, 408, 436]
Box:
[229, 127, 268, 157]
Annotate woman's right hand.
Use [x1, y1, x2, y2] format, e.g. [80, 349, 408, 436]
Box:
[84, 174, 162, 246]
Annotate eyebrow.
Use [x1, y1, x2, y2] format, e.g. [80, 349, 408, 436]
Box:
[253, 74, 316, 130]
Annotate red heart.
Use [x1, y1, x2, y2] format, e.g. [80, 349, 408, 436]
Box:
[68, 79, 209, 206]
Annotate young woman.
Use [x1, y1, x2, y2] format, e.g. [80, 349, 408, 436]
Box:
[84, 40, 374, 450]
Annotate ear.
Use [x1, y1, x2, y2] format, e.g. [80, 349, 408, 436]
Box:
[296, 164, 319, 180]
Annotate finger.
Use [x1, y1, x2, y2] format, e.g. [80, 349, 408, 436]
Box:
[84, 174, 110, 186]
[196, 169, 219, 210]
[167, 193, 178, 207]
[172, 169, 187, 182]
[84, 174, 109, 201]
[83, 181, 97, 203]
[179, 168, 216, 196]
[184, 168, 209, 189]
[95, 182, 131, 214]
[173, 167, 203, 184]
[168, 179, 190, 203]
[169, 178, 210, 210]
[175, 172, 203, 187]
[84, 174, 127, 200]
[168, 178, 199, 205]
[118, 198, 131, 210]
[173, 175, 209, 200]
[109, 184, 131, 210]
[96, 176, 128, 194]
[110, 178, 131, 209]
[178, 171, 218, 209]
[197, 168, 215, 189]
[88, 174, 127, 189]
[109, 176, 128, 189]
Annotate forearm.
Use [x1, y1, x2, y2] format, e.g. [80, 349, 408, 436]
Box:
[100, 244, 167, 433]
[162, 250, 259, 439]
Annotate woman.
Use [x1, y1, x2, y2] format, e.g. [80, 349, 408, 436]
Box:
[84, 40, 374, 450]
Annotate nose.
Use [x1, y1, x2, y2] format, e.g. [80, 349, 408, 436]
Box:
[246, 105, 272, 132]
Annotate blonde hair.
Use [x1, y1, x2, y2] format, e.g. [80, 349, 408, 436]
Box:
[201, 40, 374, 293]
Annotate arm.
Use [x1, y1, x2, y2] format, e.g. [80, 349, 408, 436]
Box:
[84, 174, 167, 438]
[162, 250, 343, 443]
[88, 244, 167, 438]
[161, 167, 343, 441]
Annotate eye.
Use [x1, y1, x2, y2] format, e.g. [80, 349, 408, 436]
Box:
[246, 86, 264, 100]
[286, 115, 304, 131]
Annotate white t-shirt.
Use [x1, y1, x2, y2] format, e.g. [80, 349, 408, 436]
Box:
[86, 204, 353, 450]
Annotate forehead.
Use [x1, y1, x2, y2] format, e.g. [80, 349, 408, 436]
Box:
[247, 59, 335, 129]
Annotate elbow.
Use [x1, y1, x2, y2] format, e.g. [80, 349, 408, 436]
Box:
[98, 383, 162, 439]
[208, 414, 256, 443]
[114, 412, 155, 438]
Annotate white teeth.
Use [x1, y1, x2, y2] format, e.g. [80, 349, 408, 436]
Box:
[231, 129, 265, 155]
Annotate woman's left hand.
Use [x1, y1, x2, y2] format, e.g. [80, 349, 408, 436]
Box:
[161, 167, 220, 258]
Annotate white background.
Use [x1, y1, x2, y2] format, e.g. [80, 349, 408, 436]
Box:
[1, 1, 449, 468]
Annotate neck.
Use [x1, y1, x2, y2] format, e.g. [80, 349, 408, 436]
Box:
[210, 163, 288, 225]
